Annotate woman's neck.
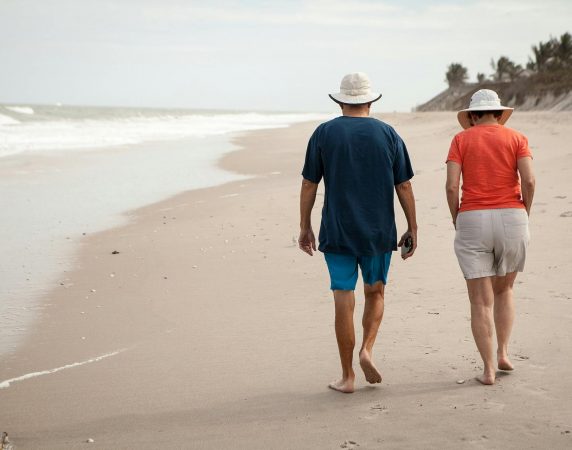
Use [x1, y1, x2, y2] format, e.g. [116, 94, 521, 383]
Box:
[473, 116, 499, 126]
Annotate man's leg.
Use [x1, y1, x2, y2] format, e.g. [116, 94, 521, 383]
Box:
[330, 290, 356, 393]
[492, 272, 518, 371]
[467, 277, 496, 385]
[359, 281, 384, 383]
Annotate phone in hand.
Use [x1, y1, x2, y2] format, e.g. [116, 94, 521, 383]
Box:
[401, 236, 413, 257]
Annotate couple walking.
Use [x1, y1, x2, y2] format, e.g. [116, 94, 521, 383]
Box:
[298, 73, 535, 393]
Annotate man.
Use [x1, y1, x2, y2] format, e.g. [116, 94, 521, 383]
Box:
[299, 72, 417, 393]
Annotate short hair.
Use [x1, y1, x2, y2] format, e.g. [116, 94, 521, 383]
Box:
[469, 110, 503, 119]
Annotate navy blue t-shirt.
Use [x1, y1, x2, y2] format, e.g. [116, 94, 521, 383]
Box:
[302, 116, 414, 256]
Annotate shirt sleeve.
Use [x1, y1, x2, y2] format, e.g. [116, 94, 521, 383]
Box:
[517, 135, 533, 159]
[301, 128, 323, 183]
[393, 134, 414, 185]
[446, 136, 462, 165]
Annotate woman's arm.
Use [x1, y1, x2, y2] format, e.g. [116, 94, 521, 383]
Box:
[446, 162, 462, 228]
[517, 156, 535, 216]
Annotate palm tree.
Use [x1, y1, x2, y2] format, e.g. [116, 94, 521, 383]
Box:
[557, 32, 572, 67]
[530, 39, 557, 71]
[491, 56, 522, 81]
[445, 63, 469, 87]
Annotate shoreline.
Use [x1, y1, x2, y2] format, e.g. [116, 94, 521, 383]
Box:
[0, 107, 331, 347]
[0, 132, 250, 356]
[1, 113, 572, 449]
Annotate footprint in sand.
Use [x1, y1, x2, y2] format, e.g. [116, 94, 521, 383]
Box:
[482, 400, 506, 411]
[370, 403, 389, 413]
[340, 440, 359, 449]
[560, 211, 572, 217]
[463, 435, 490, 445]
[361, 403, 389, 421]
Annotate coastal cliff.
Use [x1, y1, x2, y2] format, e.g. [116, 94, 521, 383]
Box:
[416, 81, 572, 112]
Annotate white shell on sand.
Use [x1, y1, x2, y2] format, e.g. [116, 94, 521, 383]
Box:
[86, 438, 94, 443]
[456, 379, 465, 384]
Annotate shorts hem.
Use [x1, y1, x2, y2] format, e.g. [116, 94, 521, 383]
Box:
[363, 277, 387, 286]
[330, 286, 356, 291]
[495, 267, 524, 277]
[463, 271, 496, 280]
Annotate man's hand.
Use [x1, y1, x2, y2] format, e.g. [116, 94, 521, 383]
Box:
[298, 228, 316, 256]
[398, 229, 417, 260]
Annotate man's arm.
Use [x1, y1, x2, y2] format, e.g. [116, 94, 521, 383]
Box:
[517, 156, 535, 216]
[299, 179, 319, 255]
[395, 180, 418, 259]
[446, 161, 462, 228]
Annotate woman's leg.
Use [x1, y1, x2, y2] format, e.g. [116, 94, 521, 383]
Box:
[492, 272, 518, 370]
[466, 276, 496, 385]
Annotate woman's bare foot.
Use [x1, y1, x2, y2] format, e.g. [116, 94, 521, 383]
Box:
[498, 355, 514, 371]
[476, 370, 496, 385]
[328, 375, 355, 393]
[359, 349, 382, 384]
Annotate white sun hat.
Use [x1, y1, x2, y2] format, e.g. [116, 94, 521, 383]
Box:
[329, 72, 382, 105]
[457, 89, 513, 129]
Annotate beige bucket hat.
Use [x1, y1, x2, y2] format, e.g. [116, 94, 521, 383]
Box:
[329, 72, 382, 105]
[457, 89, 513, 129]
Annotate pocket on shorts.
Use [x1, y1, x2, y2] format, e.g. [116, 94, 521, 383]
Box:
[456, 214, 482, 240]
[457, 226, 482, 240]
[504, 223, 528, 239]
[456, 212, 482, 238]
[502, 211, 529, 239]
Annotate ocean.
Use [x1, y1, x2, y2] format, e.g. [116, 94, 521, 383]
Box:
[0, 104, 327, 355]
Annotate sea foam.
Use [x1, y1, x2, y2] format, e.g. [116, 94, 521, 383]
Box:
[0, 113, 19, 126]
[5, 106, 35, 115]
[0, 110, 328, 158]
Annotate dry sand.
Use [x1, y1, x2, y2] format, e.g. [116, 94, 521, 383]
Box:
[1, 112, 571, 449]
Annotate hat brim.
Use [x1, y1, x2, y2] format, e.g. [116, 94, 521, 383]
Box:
[329, 92, 382, 105]
[457, 106, 513, 129]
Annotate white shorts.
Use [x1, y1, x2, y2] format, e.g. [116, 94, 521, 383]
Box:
[454, 208, 530, 279]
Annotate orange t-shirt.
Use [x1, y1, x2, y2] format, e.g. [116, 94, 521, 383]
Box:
[447, 124, 532, 212]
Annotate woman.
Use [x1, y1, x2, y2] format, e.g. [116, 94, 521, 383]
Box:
[446, 89, 535, 385]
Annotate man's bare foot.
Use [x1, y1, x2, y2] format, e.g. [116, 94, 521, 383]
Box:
[476, 371, 496, 385]
[498, 356, 514, 371]
[328, 376, 355, 393]
[359, 349, 382, 384]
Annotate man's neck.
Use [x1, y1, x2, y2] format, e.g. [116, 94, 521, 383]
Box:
[341, 105, 370, 117]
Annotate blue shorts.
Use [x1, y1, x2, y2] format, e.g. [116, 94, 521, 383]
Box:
[324, 252, 392, 291]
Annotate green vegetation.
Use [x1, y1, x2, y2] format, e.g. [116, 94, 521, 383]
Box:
[528, 32, 572, 71]
[490, 56, 522, 82]
[445, 63, 469, 87]
[447, 32, 572, 92]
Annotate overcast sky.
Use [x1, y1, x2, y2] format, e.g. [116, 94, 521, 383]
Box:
[0, 0, 570, 112]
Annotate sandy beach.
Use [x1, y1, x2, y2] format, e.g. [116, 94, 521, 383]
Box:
[1, 112, 572, 449]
